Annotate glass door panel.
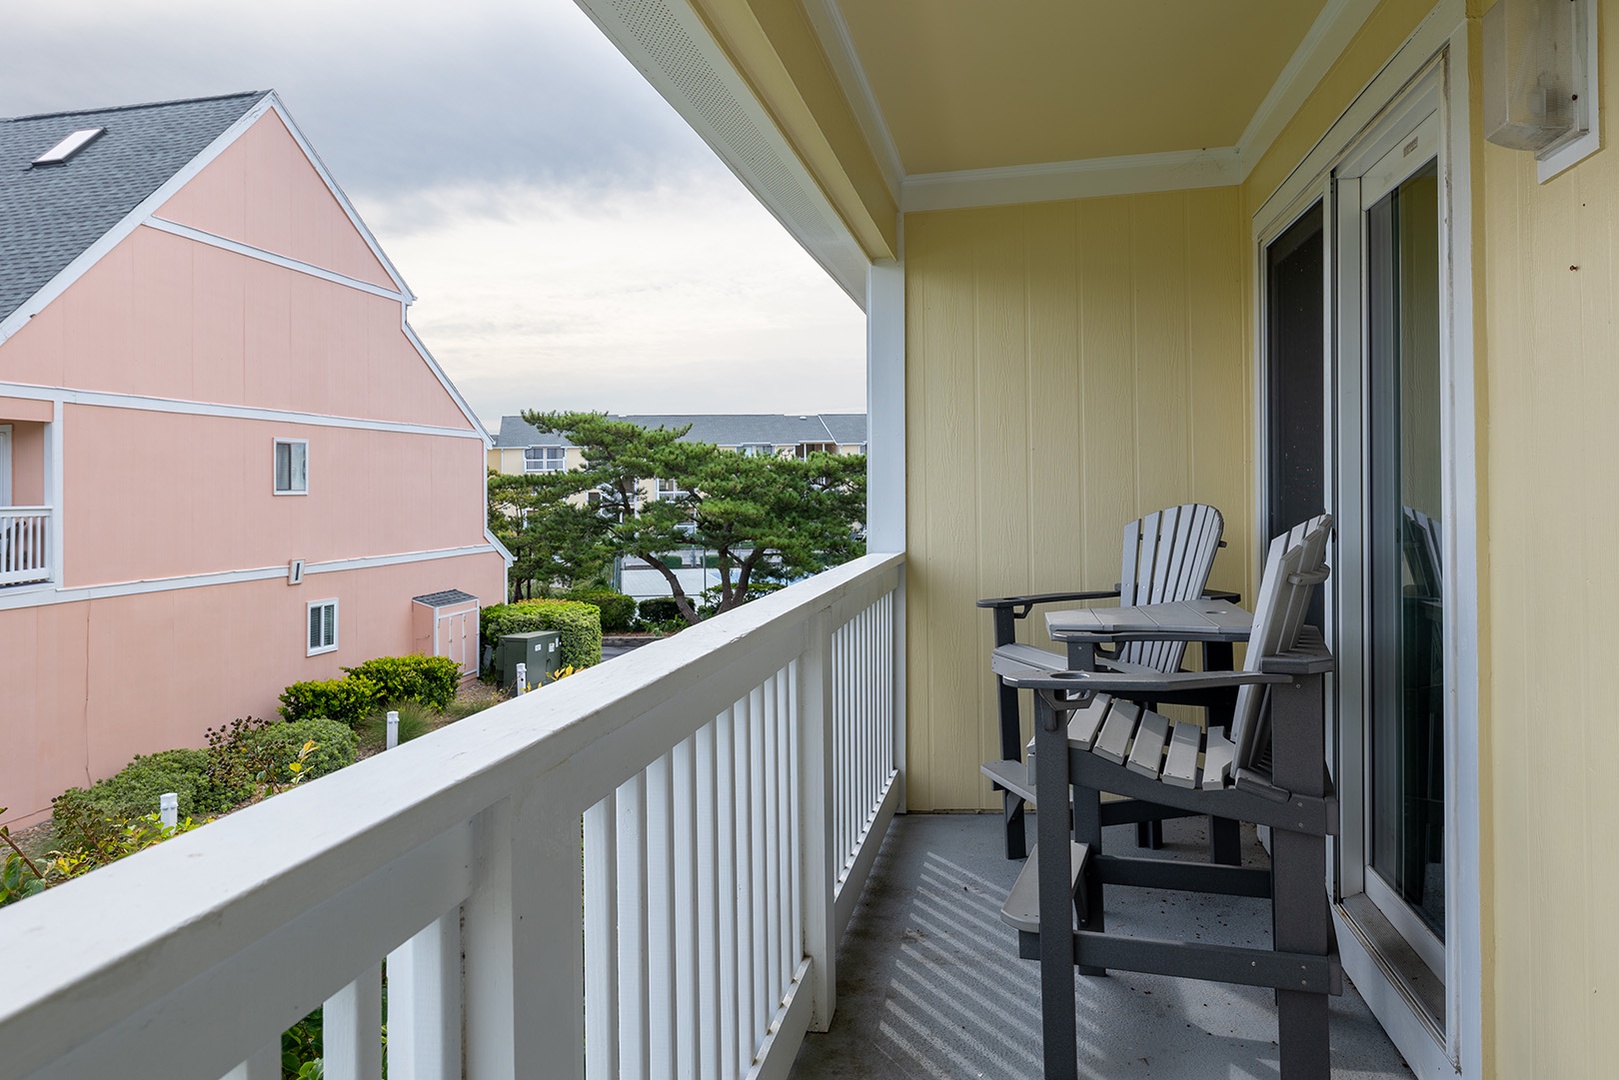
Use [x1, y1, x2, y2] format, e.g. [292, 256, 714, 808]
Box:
[1365, 159, 1445, 949]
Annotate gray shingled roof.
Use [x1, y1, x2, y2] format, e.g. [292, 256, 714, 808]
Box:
[495, 413, 868, 450]
[412, 589, 479, 607]
[0, 92, 269, 324]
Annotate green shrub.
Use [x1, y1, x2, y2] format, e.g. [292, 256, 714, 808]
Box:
[481, 599, 602, 669]
[241, 717, 356, 782]
[636, 597, 684, 626]
[343, 655, 459, 712]
[279, 676, 380, 727]
[53, 748, 211, 831]
[565, 588, 637, 633]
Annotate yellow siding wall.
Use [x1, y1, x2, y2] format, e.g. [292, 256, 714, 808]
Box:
[903, 190, 1251, 810]
[1480, 4, 1619, 1071]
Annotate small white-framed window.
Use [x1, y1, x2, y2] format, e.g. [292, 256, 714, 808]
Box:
[524, 446, 566, 473]
[274, 439, 309, 495]
[739, 443, 775, 457]
[655, 478, 685, 500]
[307, 598, 338, 655]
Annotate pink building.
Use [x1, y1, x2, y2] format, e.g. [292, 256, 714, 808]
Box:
[0, 92, 508, 827]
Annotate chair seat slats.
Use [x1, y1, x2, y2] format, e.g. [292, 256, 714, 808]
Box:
[1066, 695, 1112, 750]
[1093, 699, 1141, 764]
[1126, 709, 1172, 778]
[1161, 721, 1203, 788]
[1202, 734, 1236, 790]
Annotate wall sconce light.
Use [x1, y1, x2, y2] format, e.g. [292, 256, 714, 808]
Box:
[1483, 0, 1600, 180]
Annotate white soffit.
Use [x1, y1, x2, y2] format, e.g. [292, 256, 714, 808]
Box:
[573, 0, 872, 306]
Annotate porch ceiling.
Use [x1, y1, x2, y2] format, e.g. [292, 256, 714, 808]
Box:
[836, 0, 1328, 176]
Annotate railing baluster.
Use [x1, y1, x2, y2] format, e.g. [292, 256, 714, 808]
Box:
[647, 754, 677, 1080]
[672, 735, 699, 1080]
[222, 1039, 281, 1080]
[387, 909, 462, 1080]
[324, 964, 383, 1080]
[750, 684, 769, 1040]
[716, 706, 739, 1080]
[617, 774, 651, 1080]
[464, 788, 584, 1080]
[763, 673, 781, 1013]
[585, 794, 619, 1080]
[696, 718, 721, 1080]
[800, 613, 837, 1031]
[733, 693, 755, 1064]
[778, 668, 795, 984]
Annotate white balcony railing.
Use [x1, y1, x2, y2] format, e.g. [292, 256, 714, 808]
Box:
[0, 506, 50, 586]
[0, 552, 904, 1080]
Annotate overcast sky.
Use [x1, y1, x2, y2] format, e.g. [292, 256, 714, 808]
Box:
[1, 0, 868, 428]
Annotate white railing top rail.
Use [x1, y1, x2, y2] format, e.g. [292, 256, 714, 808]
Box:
[0, 505, 50, 513]
[0, 551, 902, 1079]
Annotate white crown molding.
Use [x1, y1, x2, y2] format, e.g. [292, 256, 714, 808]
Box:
[802, 0, 904, 200]
[818, 0, 1382, 214]
[901, 148, 1244, 213]
[1234, 0, 1384, 178]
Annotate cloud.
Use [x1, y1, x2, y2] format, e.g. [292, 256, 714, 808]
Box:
[364, 179, 866, 425]
[1, 0, 868, 424]
[0, 0, 707, 196]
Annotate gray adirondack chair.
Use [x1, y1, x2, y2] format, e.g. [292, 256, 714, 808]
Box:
[994, 514, 1337, 1080]
[977, 503, 1234, 860]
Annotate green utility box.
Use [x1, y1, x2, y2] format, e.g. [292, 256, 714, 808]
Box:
[497, 630, 562, 689]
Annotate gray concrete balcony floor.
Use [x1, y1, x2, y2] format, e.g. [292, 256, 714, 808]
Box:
[790, 813, 1416, 1080]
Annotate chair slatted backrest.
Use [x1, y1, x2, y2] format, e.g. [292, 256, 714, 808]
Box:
[1402, 506, 1442, 599]
[1117, 503, 1225, 673]
[1228, 514, 1333, 783]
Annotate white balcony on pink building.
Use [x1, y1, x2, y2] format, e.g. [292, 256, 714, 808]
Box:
[0, 506, 51, 587]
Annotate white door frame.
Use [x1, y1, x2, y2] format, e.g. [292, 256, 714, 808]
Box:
[1250, 6, 1481, 1077]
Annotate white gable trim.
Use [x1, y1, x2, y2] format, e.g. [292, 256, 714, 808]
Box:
[143, 217, 407, 301]
[262, 94, 414, 301]
[401, 321, 491, 444]
[0, 92, 278, 347]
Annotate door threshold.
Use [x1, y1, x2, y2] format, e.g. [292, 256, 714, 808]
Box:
[1338, 893, 1445, 1035]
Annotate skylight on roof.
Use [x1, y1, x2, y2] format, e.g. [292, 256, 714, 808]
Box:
[33, 128, 104, 166]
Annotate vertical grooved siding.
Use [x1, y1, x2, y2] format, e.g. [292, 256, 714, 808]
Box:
[903, 190, 1250, 810]
[1482, 25, 1619, 1066]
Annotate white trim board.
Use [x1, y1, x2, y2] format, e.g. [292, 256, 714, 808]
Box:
[143, 218, 406, 301]
[0, 382, 484, 440]
[0, 544, 504, 612]
[263, 96, 414, 301]
[803, 0, 904, 201]
[573, 0, 873, 305]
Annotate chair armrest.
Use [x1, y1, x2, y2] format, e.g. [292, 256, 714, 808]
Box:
[992, 650, 1291, 695]
[976, 588, 1122, 618]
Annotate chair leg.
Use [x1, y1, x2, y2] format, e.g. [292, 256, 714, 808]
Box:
[1136, 819, 1164, 849]
[1208, 816, 1241, 865]
[1003, 790, 1028, 860]
[1033, 693, 1080, 1080]
[1073, 784, 1106, 977]
[1273, 823, 1330, 1080]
